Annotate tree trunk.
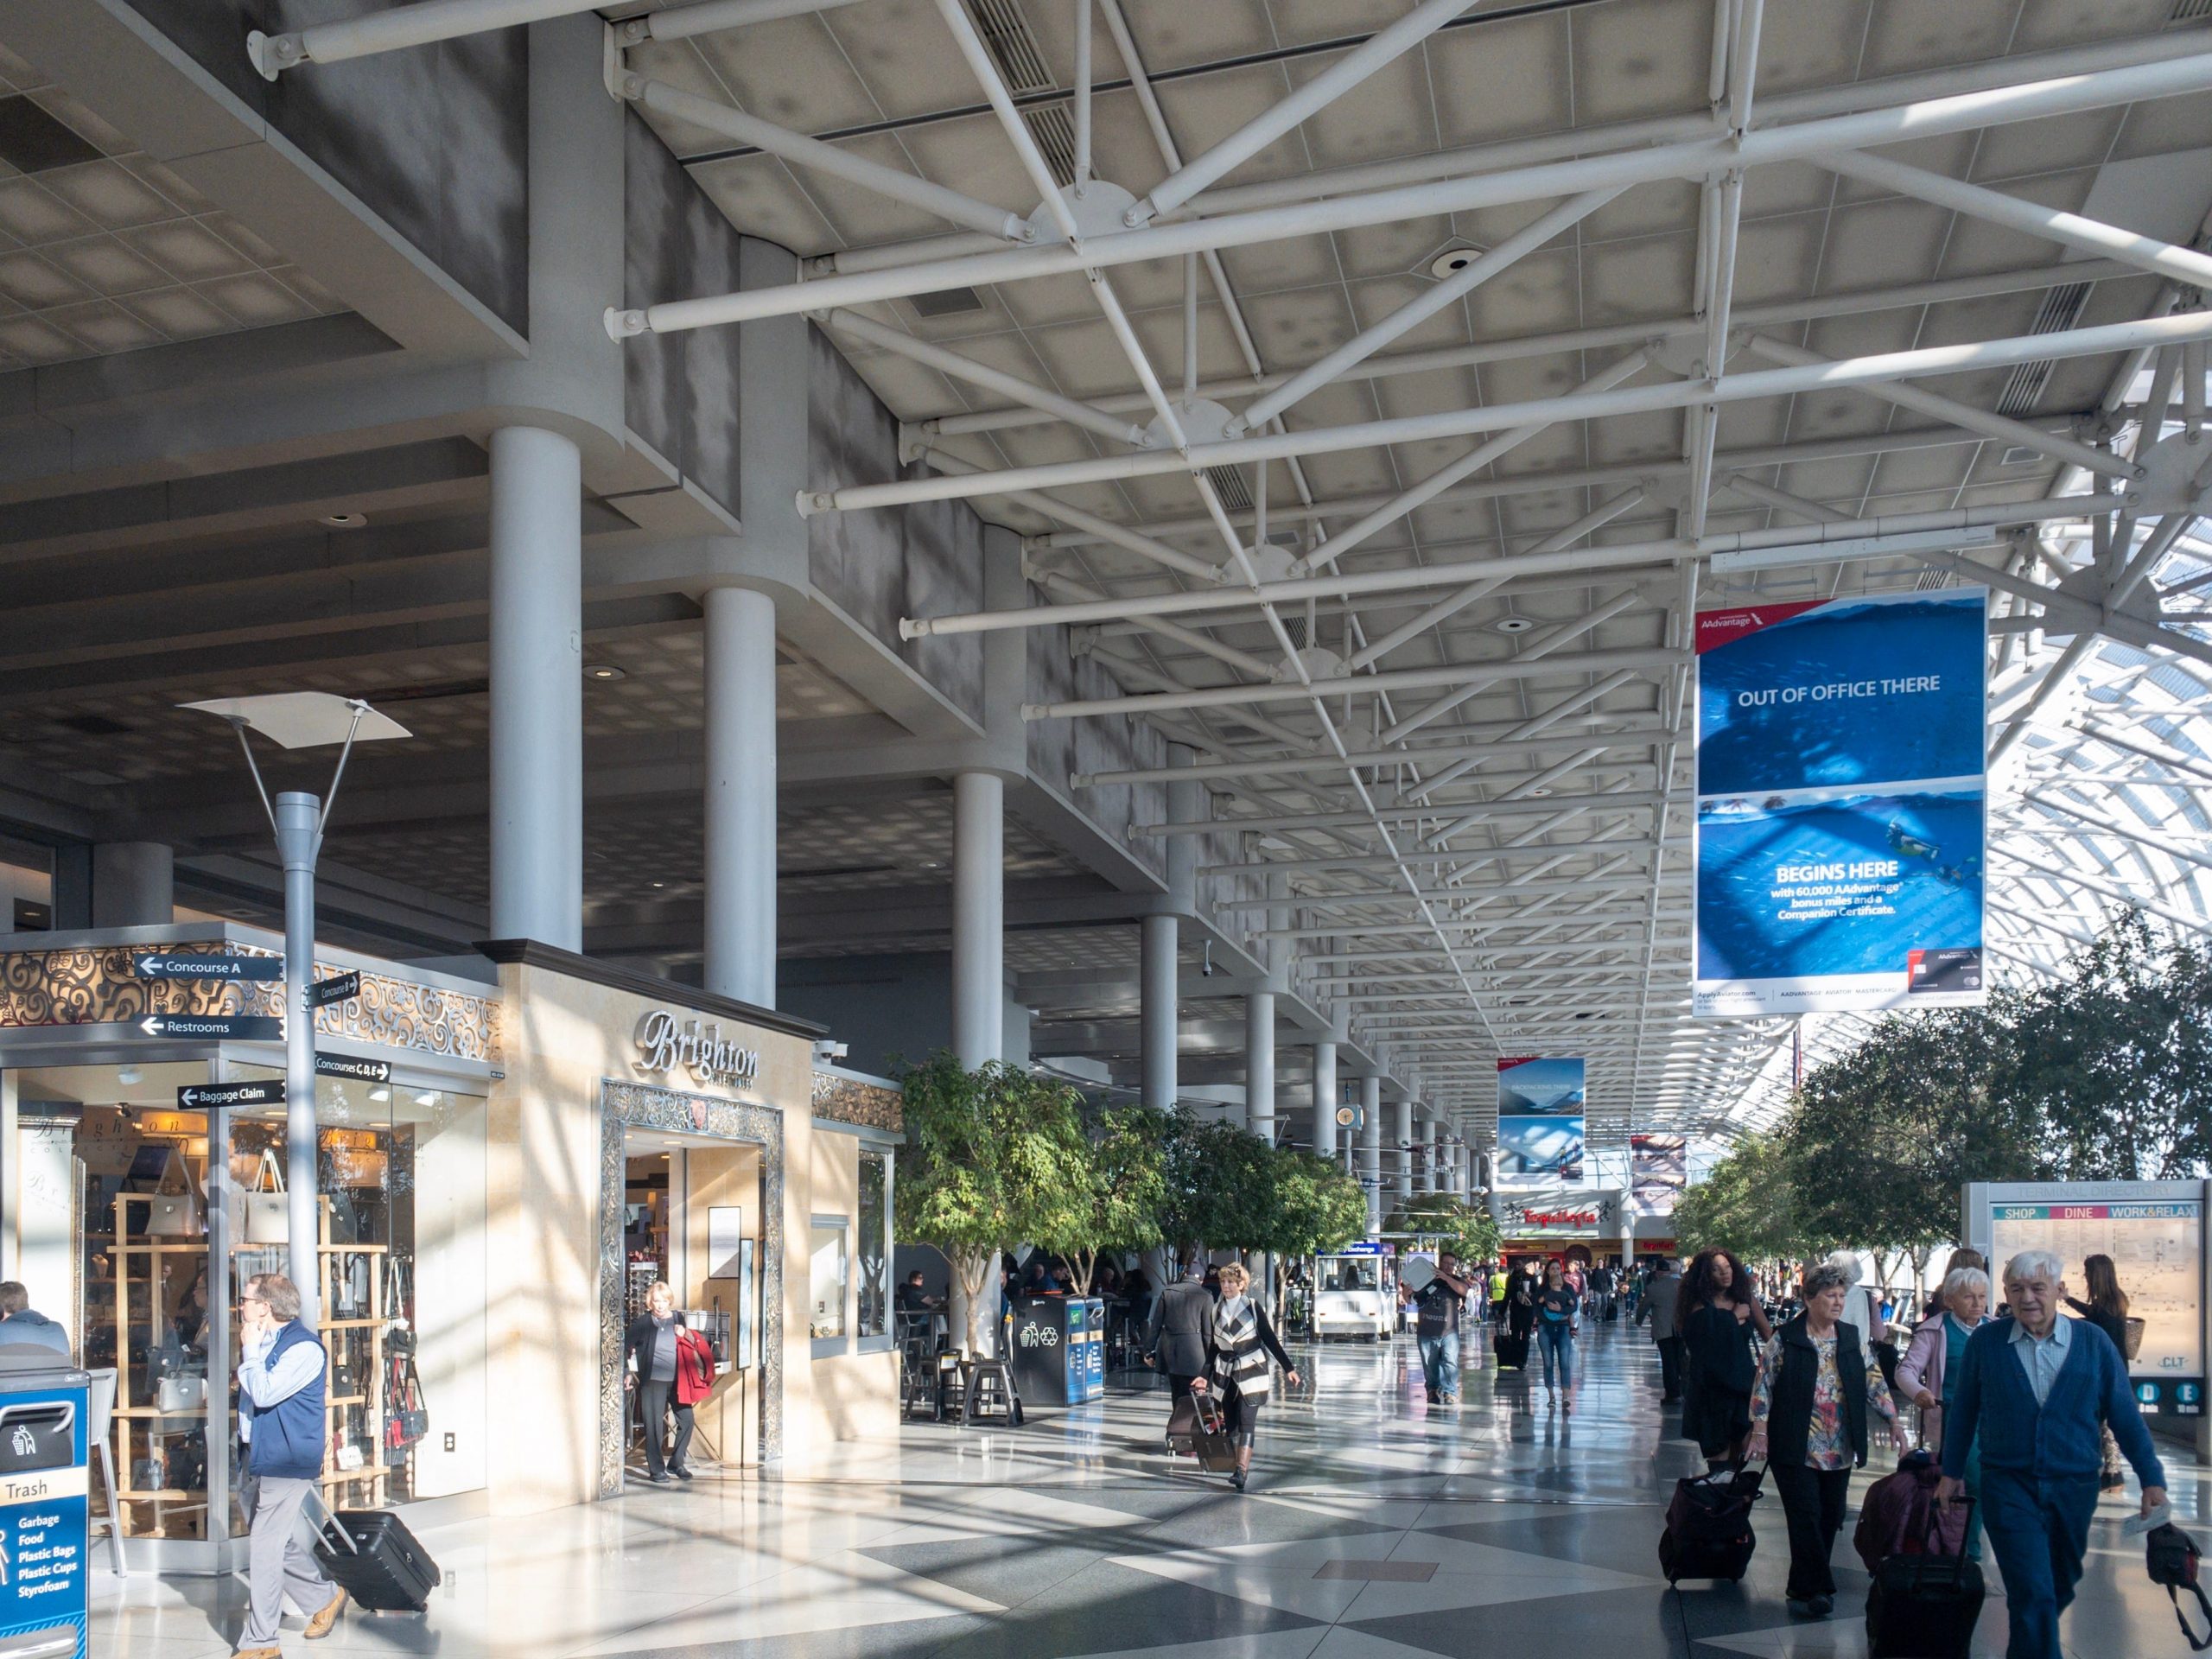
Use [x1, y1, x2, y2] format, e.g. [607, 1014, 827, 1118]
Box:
[951, 1248, 993, 1357]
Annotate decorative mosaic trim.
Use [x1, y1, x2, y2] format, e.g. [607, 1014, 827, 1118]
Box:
[598, 1080, 785, 1492]
[810, 1071, 903, 1133]
[0, 944, 495, 1062]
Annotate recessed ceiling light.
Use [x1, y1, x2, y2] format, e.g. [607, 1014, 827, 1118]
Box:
[1427, 244, 1486, 280]
[585, 664, 626, 682]
[652, 880, 664, 889]
[1526, 787, 1552, 797]
[1495, 617, 1535, 633]
[322, 512, 367, 528]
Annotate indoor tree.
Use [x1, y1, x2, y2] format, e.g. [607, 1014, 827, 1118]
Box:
[895, 1054, 1090, 1354]
[1050, 1101, 1169, 1294]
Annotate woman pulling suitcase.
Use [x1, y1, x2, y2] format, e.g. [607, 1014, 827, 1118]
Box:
[1188, 1262, 1300, 1493]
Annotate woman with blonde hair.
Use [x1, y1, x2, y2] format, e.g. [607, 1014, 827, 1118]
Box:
[1190, 1261, 1300, 1492]
[1896, 1264, 1994, 1560]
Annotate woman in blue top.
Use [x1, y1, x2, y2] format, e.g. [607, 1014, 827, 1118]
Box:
[1535, 1259, 1582, 1410]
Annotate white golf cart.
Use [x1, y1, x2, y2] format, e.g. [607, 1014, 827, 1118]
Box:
[1310, 1242, 1396, 1340]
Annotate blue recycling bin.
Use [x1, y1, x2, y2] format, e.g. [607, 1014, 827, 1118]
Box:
[1007, 1297, 1105, 1405]
[0, 1353, 91, 1659]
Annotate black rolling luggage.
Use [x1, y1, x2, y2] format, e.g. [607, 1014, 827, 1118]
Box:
[312, 1506, 442, 1612]
[1866, 1501, 1984, 1658]
[1659, 1463, 1764, 1584]
[1189, 1391, 1238, 1473]
[1495, 1329, 1529, 1370]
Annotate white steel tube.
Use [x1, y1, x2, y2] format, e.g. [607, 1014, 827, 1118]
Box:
[914, 446, 1218, 580]
[1231, 186, 1625, 434]
[276, 790, 322, 1320]
[488, 426, 583, 948]
[1313, 1042, 1339, 1158]
[639, 0, 874, 44]
[1141, 912, 1177, 1111]
[252, 0, 597, 74]
[1379, 587, 1644, 740]
[915, 496, 2111, 639]
[843, 309, 2212, 517]
[1395, 1096, 1414, 1200]
[1080, 725, 1659, 790]
[1361, 1077, 1382, 1226]
[1740, 333, 2133, 479]
[1023, 646, 1682, 721]
[703, 586, 778, 1007]
[1246, 990, 1276, 1142]
[610, 52, 2212, 334]
[630, 79, 1027, 243]
[952, 771, 1004, 1066]
[1821, 149, 2212, 292]
[1073, 0, 1094, 193]
[826, 309, 1143, 443]
[1132, 0, 1478, 224]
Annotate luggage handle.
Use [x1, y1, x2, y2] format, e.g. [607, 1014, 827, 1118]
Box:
[1926, 1496, 1976, 1586]
[2171, 1578, 2212, 1653]
[307, 1485, 363, 1557]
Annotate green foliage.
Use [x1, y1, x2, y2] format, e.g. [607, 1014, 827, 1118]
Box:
[895, 1054, 1091, 1350]
[1264, 1150, 1370, 1259]
[1160, 1108, 1281, 1253]
[1382, 1192, 1501, 1265]
[1052, 1103, 1170, 1292]
[1671, 1134, 1819, 1263]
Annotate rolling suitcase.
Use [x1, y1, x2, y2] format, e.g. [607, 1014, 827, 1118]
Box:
[1166, 1395, 1200, 1455]
[1190, 1391, 1238, 1474]
[1866, 1500, 1984, 1659]
[1496, 1329, 1529, 1370]
[1658, 1463, 1764, 1585]
[312, 1504, 442, 1613]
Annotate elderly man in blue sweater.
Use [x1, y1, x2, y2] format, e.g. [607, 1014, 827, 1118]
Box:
[1936, 1249, 2166, 1659]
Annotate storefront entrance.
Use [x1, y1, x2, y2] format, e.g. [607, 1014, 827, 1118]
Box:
[598, 1082, 784, 1492]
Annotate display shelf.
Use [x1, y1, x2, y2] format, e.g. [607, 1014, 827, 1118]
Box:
[110, 1195, 215, 1540]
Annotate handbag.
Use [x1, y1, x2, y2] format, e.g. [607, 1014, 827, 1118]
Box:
[2148, 1521, 2212, 1650]
[384, 1353, 429, 1466]
[243, 1147, 289, 1245]
[2126, 1317, 2147, 1361]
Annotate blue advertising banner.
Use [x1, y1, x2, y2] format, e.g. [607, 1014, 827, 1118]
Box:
[1694, 589, 1986, 1016]
[1497, 1115, 1585, 1183]
[1496, 1056, 1585, 1115]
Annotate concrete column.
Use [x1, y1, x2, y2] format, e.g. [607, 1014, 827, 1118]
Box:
[1423, 1118, 1440, 1193]
[1164, 744, 1203, 911]
[1245, 991, 1274, 1142]
[951, 771, 1003, 1067]
[488, 424, 583, 949]
[48, 846, 91, 931]
[1312, 1041, 1338, 1159]
[703, 586, 778, 1007]
[1360, 1076, 1382, 1228]
[92, 842, 173, 928]
[1141, 913, 1177, 1111]
[1394, 1096, 1414, 1201]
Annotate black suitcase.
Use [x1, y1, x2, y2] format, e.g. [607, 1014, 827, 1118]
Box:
[1659, 1464, 1764, 1584]
[313, 1506, 442, 1612]
[1866, 1501, 1984, 1658]
[1189, 1391, 1238, 1473]
[1496, 1330, 1529, 1370]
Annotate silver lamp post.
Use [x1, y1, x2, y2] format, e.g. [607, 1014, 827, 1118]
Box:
[182, 692, 410, 1320]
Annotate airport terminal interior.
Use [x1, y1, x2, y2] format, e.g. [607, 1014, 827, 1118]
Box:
[2, 0, 2212, 1655]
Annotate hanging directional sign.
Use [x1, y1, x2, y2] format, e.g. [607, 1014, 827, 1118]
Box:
[133, 951, 283, 982]
[308, 970, 361, 1008]
[139, 1013, 283, 1041]
[177, 1079, 284, 1110]
[314, 1055, 389, 1084]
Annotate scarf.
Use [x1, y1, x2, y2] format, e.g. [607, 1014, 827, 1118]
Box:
[1211, 1294, 1271, 1401]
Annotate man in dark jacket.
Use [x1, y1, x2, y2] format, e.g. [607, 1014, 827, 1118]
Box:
[1147, 1261, 1214, 1443]
[1636, 1256, 1685, 1403]
[0, 1283, 69, 1357]
[235, 1272, 344, 1658]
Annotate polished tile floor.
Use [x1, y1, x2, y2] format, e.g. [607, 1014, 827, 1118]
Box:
[92, 1320, 2205, 1657]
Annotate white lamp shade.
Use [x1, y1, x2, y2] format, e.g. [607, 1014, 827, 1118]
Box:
[180, 692, 410, 749]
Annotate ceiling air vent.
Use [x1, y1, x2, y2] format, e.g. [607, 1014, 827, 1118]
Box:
[2173, 0, 2212, 21]
[1205, 466, 1254, 511]
[965, 0, 1055, 95]
[1993, 282, 2091, 416]
[1024, 100, 1078, 189]
[909, 286, 988, 319]
[1999, 445, 2042, 467]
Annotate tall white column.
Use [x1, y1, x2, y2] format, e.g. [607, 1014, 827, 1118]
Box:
[1312, 1041, 1338, 1158]
[1141, 913, 1177, 1111]
[1394, 1096, 1414, 1201]
[703, 585, 778, 1006]
[951, 771, 1003, 1067]
[1360, 1077, 1382, 1229]
[1423, 1119, 1440, 1193]
[488, 424, 583, 948]
[1245, 991, 1274, 1142]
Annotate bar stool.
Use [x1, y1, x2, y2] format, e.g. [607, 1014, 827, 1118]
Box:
[87, 1367, 127, 1576]
[959, 1357, 1022, 1427]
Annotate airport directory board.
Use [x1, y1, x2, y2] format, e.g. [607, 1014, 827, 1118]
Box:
[1967, 1180, 2206, 1422]
[1694, 588, 1987, 1017]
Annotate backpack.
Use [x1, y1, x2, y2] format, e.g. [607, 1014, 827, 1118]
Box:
[2146, 1522, 2212, 1650]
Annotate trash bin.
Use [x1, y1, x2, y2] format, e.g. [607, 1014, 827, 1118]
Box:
[0, 1351, 92, 1659]
[1006, 1297, 1105, 1406]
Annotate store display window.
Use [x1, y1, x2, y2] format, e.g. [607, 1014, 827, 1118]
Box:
[856, 1149, 890, 1344]
[810, 1216, 848, 1348]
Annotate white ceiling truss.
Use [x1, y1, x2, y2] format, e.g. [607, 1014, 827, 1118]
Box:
[257, 0, 2212, 1145]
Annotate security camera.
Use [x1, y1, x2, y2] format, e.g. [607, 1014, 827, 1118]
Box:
[812, 1039, 849, 1064]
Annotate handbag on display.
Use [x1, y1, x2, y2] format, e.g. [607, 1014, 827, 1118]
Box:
[243, 1147, 289, 1244]
[383, 1352, 429, 1466]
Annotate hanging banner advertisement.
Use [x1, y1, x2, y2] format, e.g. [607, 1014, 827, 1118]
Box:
[1497, 1056, 1585, 1115]
[1630, 1134, 1688, 1215]
[1497, 1116, 1584, 1182]
[1694, 588, 1987, 1017]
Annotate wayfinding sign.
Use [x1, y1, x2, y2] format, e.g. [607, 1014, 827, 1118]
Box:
[308, 971, 361, 1008]
[139, 1013, 283, 1041]
[177, 1080, 283, 1110]
[132, 951, 282, 982]
[1694, 588, 1987, 1016]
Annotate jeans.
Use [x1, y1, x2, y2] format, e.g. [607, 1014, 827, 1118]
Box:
[1771, 1463, 1851, 1599]
[1538, 1320, 1574, 1389]
[239, 1473, 337, 1648]
[1980, 1465, 2098, 1659]
[1418, 1331, 1461, 1398]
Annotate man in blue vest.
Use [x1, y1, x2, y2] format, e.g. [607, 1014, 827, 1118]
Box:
[235, 1273, 346, 1658]
[1937, 1249, 2167, 1659]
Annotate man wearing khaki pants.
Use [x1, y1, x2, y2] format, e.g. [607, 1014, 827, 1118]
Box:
[234, 1273, 346, 1657]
